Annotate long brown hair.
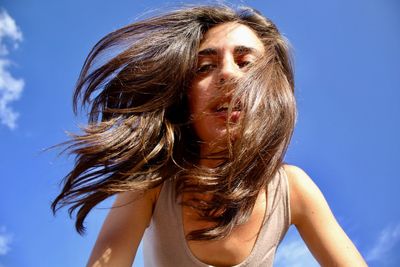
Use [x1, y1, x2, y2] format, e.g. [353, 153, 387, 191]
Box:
[51, 4, 296, 241]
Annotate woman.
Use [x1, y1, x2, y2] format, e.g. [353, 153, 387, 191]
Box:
[52, 5, 367, 266]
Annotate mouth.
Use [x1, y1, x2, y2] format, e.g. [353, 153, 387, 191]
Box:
[213, 100, 241, 122]
[215, 101, 241, 112]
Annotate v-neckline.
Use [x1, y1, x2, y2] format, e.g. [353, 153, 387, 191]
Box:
[175, 179, 276, 267]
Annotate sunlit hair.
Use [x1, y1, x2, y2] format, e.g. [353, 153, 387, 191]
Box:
[51, 4, 296, 241]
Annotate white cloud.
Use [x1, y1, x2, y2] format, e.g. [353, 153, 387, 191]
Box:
[0, 226, 12, 256]
[0, 9, 24, 130]
[274, 236, 319, 267]
[0, 9, 23, 56]
[366, 223, 400, 264]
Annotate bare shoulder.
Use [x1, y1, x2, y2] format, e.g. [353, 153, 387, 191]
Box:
[282, 164, 367, 266]
[87, 184, 163, 267]
[282, 165, 315, 200]
[113, 183, 162, 210]
[282, 164, 313, 189]
[282, 164, 325, 225]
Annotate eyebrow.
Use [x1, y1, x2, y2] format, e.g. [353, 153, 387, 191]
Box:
[234, 46, 258, 55]
[198, 45, 260, 56]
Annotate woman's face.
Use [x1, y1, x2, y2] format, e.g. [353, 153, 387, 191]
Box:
[188, 22, 265, 155]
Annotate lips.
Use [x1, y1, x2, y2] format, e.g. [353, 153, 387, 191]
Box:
[215, 102, 241, 112]
[213, 100, 241, 122]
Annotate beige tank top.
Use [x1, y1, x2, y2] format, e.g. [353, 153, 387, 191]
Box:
[142, 167, 291, 267]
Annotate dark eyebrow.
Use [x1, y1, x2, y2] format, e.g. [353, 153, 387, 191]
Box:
[198, 46, 261, 57]
[233, 45, 258, 55]
[198, 48, 217, 56]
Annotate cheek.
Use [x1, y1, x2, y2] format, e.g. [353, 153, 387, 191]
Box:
[188, 79, 213, 116]
[188, 80, 228, 142]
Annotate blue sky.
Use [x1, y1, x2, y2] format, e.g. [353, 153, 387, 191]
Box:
[0, 0, 399, 266]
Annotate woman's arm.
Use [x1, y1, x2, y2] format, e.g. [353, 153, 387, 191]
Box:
[284, 165, 367, 267]
[87, 186, 161, 267]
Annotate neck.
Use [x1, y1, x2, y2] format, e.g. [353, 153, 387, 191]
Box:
[199, 143, 227, 168]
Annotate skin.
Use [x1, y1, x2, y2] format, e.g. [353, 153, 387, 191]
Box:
[87, 23, 367, 267]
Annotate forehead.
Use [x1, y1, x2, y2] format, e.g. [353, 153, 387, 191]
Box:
[199, 22, 265, 54]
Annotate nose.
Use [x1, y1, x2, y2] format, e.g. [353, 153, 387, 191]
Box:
[218, 56, 242, 82]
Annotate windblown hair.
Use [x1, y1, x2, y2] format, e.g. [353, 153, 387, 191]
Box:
[52, 4, 296, 241]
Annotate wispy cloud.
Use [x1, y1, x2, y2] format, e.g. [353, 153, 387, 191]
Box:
[366, 223, 400, 265]
[0, 226, 12, 256]
[0, 9, 24, 130]
[274, 235, 319, 267]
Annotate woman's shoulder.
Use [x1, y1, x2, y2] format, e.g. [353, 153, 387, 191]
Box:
[281, 164, 324, 225]
[282, 164, 318, 190]
[112, 183, 164, 216]
[282, 164, 308, 179]
[281, 165, 368, 265]
[282, 164, 314, 193]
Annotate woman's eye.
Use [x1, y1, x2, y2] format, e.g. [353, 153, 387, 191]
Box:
[237, 61, 251, 68]
[197, 64, 216, 73]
